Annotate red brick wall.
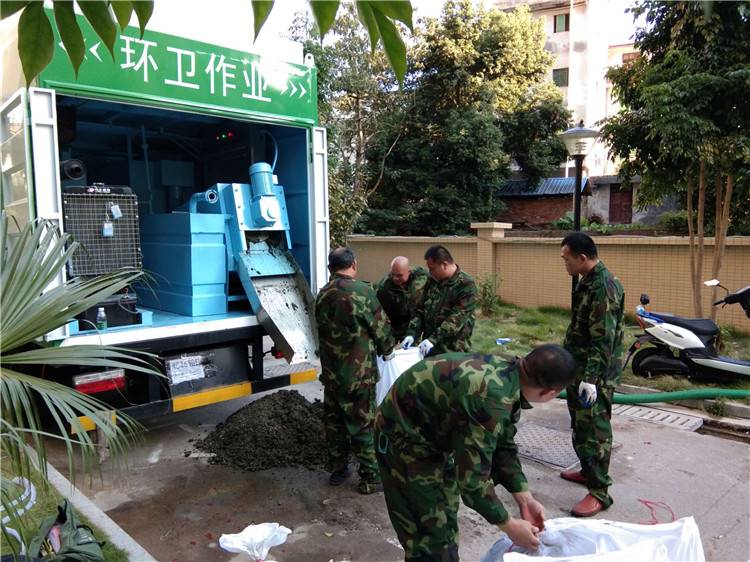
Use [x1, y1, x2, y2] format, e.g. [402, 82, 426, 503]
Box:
[496, 197, 572, 226]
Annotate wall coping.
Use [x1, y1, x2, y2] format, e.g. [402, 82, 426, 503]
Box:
[494, 236, 750, 246]
[349, 235, 750, 247]
[349, 235, 476, 244]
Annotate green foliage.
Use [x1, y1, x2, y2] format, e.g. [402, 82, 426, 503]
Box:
[360, 1, 570, 236]
[601, 1, 750, 226]
[587, 222, 614, 235]
[291, 5, 403, 246]
[0, 468, 129, 561]
[5, 1, 154, 85]
[706, 396, 727, 417]
[254, 1, 412, 83]
[658, 210, 690, 235]
[477, 274, 502, 316]
[6, 1, 412, 87]
[0, 212, 162, 548]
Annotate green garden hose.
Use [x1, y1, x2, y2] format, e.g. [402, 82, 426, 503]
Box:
[557, 388, 750, 404]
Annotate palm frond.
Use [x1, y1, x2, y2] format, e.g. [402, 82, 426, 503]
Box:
[1, 210, 163, 548]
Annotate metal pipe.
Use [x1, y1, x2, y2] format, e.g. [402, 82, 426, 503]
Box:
[571, 153, 585, 296]
[188, 188, 219, 213]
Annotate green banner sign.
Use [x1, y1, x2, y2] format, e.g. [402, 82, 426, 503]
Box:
[39, 12, 318, 125]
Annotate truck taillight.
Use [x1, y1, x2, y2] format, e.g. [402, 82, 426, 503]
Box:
[74, 369, 125, 394]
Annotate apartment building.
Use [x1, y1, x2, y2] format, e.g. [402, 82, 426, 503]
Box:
[492, 0, 671, 224]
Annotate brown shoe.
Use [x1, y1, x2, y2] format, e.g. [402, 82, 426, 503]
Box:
[571, 494, 606, 517]
[560, 469, 587, 485]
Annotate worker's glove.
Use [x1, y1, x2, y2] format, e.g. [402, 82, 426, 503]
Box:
[400, 336, 414, 349]
[383, 349, 396, 361]
[418, 339, 434, 358]
[578, 382, 597, 408]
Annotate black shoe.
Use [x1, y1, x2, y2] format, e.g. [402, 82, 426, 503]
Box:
[328, 466, 352, 486]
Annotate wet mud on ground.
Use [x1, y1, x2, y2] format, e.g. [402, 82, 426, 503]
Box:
[195, 390, 328, 472]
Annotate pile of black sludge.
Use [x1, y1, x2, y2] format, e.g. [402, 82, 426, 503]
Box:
[196, 389, 327, 471]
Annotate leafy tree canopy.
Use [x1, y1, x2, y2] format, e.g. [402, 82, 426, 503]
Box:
[601, 0, 750, 315]
[359, 0, 569, 236]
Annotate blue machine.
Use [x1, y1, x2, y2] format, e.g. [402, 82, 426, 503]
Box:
[139, 162, 317, 364]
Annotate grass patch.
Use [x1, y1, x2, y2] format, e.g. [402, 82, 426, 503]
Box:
[475, 303, 750, 400]
[1, 466, 129, 561]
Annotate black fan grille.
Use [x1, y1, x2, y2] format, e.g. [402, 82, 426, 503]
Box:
[62, 192, 142, 277]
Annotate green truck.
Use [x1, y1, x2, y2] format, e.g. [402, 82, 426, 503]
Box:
[1, 11, 330, 422]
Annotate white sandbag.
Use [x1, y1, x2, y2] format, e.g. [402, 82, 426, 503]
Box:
[480, 516, 704, 562]
[376, 348, 422, 405]
[219, 522, 291, 561]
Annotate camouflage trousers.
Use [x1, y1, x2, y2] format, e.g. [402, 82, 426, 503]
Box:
[566, 384, 614, 507]
[323, 382, 379, 483]
[375, 432, 460, 562]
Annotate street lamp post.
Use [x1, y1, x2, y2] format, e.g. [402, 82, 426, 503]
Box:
[560, 121, 600, 295]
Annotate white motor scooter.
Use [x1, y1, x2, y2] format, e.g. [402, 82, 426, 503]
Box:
[625, 280, 750, 382]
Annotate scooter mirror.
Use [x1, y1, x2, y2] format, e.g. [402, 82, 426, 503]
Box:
[704, 279, 720, 287]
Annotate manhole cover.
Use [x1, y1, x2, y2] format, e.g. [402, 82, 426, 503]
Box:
[612, 404, 703, 431]
[515, 423, 580, 469]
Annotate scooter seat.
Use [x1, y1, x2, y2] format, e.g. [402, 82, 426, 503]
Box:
[651, 313, 720, 336]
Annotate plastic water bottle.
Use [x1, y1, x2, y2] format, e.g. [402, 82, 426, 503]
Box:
[96, 307, 108, 330]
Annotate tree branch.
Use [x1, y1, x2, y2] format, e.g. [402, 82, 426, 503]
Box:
[366, 129, 403, 198]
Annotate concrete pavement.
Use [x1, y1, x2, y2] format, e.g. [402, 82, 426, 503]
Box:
[48, 380, 749, 561]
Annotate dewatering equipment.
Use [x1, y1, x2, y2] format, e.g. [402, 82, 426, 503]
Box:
[139, 160, 317, 365]
[625, 281, 750, 382]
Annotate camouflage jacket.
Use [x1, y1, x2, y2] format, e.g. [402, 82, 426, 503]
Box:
[315, 273, 394, 391]
[376, 267, 429, 341]
[376, 353, 531, 525]
[564, 261, 625, 387]
[407, 267, 477, 354]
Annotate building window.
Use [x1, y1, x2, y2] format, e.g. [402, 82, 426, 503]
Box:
[553, 68, 569, 87]
[554, 13, 570, 33]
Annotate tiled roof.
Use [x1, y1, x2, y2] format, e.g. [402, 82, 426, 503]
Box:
[497, 176, 590, 197]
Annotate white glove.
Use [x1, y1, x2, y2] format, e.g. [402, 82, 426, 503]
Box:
[383, 349, 396, 361]
[578, 382, 597, 408]
[418, 339, 434, 358]
[400, 336, 414, 349]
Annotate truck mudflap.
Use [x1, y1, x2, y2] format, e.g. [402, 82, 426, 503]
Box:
[237, 240, 318, 365]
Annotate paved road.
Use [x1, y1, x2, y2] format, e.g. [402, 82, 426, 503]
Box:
[49, 381, 749, 561]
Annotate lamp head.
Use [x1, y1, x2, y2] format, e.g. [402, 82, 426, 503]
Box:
[560, 122, 600, 157]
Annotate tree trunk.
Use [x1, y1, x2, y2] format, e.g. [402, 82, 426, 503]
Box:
[695, 161, 706, 317]
[710, 171, 734, 321]
[686, 175, 698, 315]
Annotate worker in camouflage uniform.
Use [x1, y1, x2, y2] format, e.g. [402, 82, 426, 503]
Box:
[402, 245, 477, 358]
[376, 256, 429, 341]
[375, 344, 577, 561]
[559, 232, 625, 517]
[315, 247, 395, 494]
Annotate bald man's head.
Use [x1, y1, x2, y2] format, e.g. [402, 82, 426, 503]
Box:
[390, 256, 411, 286]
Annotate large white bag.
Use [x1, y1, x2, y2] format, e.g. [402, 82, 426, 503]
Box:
[480, 517, 705, 562]
[376, 348, 422, 405]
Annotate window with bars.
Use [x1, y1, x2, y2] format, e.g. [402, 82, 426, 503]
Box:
[553, 68, 569, 88]
[554, 13, 570, 33]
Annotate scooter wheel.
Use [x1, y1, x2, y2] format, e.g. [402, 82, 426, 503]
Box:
[631, 347, 662, 377]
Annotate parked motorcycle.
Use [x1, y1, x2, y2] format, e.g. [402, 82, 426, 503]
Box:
[625, 280, 750, 382]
